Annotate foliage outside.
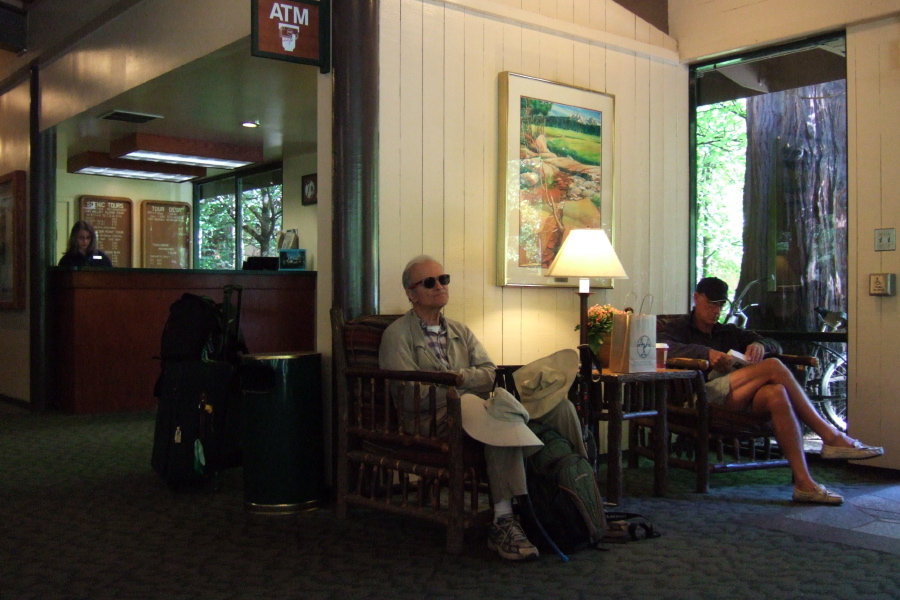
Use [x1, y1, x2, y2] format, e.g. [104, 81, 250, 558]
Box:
[197, 183, 283, 270]
[695, 99, 747, 300]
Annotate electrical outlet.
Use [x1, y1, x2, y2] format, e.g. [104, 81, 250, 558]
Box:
[875, 228, 896, 251]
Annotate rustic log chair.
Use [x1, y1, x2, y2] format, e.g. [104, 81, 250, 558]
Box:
[332, 310, 600, 553]
[331, 308, 493, 555]
[629, 314, 818, 493]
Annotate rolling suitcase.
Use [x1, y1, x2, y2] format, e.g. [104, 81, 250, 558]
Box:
[151, 285, 246, 489]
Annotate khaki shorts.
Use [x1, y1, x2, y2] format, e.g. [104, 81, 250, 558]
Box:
[705, 373, 732, 406]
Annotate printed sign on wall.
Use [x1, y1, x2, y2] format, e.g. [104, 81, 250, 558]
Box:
[251, 0, 330, 72]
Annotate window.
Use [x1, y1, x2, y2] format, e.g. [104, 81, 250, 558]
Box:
[691, 33, 847, 332]
[195, 165, 283, 270]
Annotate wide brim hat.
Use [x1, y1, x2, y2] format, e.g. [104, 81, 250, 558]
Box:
[461, 388, 543, 449]
[512, 349, 579, 419]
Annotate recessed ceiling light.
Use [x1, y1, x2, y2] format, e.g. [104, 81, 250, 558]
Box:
[67, 152, 205, 182]
[242, 120, 260, 128]
[110, 133, 263, 169]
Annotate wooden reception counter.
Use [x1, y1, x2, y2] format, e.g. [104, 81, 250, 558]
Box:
[49, 268, 316, 414]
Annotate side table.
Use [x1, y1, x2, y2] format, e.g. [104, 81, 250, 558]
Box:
[593, 368, 705, 505]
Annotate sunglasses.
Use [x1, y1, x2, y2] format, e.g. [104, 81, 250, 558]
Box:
[408, 274, 451, 290]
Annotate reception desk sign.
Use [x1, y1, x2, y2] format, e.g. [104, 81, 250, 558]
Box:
[252, 0, 331, 73]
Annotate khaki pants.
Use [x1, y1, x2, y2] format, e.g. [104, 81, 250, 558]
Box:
[485, 398, 586, 501]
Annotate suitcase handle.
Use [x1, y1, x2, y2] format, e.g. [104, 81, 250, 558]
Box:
[222, 285, 244, 357]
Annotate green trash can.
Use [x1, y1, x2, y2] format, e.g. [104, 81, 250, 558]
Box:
[241, 352, 323, 514]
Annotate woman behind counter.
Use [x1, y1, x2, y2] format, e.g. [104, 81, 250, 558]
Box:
[58, 221, 114, 268]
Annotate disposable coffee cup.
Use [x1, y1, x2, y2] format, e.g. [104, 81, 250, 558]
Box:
[656, 343, 669, 369]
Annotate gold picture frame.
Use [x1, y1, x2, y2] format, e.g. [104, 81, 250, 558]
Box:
[497, 72, 615, 287]
[0, 171, 26, 309]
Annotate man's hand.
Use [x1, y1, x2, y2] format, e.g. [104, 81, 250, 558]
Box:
[708, 349, 733, 372]
[455, 372, 465, 387]
[744, 342, 765, 363]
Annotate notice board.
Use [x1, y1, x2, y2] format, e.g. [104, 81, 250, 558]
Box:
[141, 200, 191, 269]
[79, 196, 133, 267]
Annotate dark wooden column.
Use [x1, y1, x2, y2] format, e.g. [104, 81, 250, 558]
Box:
[29, 65, 55, 411]
[332, 0, 379, 320]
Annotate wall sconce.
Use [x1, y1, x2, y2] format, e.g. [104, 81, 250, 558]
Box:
[110, 133, 263, 169]
[67, 152, 206, 182]
[547, 229, 629, 345]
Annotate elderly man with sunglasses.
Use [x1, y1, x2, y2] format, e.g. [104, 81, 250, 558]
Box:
[659, 277, 883, 506]
[379, 255, 586, 560]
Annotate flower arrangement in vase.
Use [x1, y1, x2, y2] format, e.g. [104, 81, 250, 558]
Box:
[576, 304, 625, 357]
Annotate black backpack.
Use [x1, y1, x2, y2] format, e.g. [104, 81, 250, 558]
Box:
[158, 288, 247, 363]
[519, 422, 607, 554]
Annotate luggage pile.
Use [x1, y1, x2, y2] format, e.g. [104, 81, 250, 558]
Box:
[151, 285, 248, 490]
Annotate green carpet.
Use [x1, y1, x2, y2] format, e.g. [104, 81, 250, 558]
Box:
[1, 409, 898, 600]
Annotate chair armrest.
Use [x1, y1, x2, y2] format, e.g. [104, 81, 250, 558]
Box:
[666, 357, 709, 370]
[344, 367, 459, 386]
[773, 354, 818, 368]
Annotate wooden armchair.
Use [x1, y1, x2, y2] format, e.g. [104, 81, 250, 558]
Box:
[628, 315, 817, 493]
[331, 308, 492, 554]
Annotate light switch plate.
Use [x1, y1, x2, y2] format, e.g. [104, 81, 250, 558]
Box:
[875, 228, 896, 251]
[869, 273, 896, 296]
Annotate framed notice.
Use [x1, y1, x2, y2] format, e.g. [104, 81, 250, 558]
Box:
[251, 0, 331, 72]
[141, 201, 191, 269]
[0, 170, 26, 309]
[79, 196, 133, 268]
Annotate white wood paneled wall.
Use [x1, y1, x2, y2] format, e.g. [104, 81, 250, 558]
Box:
[669, 0, 900, 62]
[378, 0, 689, 366]
[846, 18, 900, 469]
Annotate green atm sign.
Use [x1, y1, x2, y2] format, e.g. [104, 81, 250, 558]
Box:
[251, 0, 331, 72]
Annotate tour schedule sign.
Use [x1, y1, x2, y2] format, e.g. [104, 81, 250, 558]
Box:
[79, 196, 133, 267]
[141, 201, 191, 269]
[251, 0, 330, 72]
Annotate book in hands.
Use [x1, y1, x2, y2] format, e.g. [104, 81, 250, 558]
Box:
[727, 349, 752, 366]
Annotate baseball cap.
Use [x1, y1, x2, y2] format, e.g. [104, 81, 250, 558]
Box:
[696, 277, 729, 304]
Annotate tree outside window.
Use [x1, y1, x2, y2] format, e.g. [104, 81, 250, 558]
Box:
[196, 166, 283, 270]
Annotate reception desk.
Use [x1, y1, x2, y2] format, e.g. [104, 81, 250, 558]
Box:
[49, 268, 317, 414]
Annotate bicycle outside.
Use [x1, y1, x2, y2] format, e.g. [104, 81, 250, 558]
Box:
[724, 279, 849, 432]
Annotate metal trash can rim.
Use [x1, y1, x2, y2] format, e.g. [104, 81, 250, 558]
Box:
[241, 351, 314, 361]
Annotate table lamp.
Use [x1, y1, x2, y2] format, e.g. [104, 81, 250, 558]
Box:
[547, 229, 628, 345]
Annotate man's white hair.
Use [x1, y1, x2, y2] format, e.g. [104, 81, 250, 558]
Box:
[402, 254, 440, 289]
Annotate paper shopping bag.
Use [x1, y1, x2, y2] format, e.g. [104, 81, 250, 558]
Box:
[609, 312, 657, 373]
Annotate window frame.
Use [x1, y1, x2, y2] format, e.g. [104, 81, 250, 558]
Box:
[192, 161, 283, 270]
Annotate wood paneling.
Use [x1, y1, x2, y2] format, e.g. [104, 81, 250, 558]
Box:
[50, 269, 317, 414]
[846, 18, 900, 469]
[378, 0, 688, 368]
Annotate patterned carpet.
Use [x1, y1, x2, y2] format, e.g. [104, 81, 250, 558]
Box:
[748, 483, 900, 556]
[1, 408, 899, 600]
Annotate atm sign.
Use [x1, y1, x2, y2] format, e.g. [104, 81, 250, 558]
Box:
[251, 0, 329, 71]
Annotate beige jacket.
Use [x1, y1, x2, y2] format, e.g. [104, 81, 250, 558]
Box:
[379, 310, 496, 432]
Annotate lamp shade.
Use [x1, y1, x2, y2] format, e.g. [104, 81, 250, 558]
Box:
[546, 229, 628, 279]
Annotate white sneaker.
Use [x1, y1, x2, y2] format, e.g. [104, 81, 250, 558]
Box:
[487, 515, 539, 560]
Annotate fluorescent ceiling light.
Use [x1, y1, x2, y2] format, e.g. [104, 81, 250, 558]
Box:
[67, 152, 205, 182]
[110, 133, 263, 169]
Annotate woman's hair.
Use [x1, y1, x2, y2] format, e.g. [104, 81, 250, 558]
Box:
[66, 220, 98, 255]
[402, 254, 438, 289]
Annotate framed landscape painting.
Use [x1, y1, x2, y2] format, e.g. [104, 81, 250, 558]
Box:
[497, 72, 615, 288]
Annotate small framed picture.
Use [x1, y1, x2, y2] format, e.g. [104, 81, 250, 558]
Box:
[302, 173, 318, 205]
[278, 248, 307, 270]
